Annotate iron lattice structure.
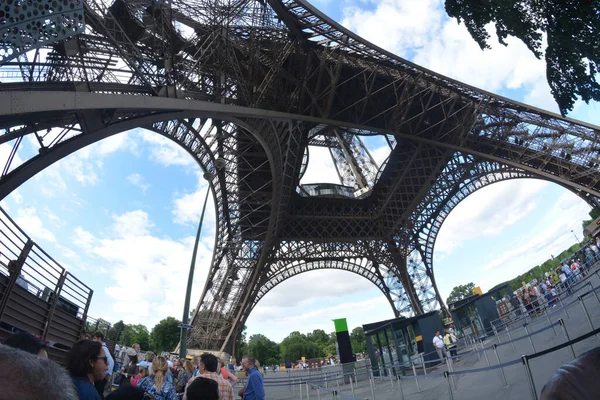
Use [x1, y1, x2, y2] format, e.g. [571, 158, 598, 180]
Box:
[2, 0, 600, 354]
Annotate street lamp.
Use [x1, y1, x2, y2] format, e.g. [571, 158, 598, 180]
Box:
[179, 159, 225, 359]
[571, 229, 580, 243]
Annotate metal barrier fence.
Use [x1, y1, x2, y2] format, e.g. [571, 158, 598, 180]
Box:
[0, 206, 94, 363]
[261, 276, 600, 400]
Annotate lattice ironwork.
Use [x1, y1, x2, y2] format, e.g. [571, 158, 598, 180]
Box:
[1, 0, 600, 353]
[0, 0, 85, 63]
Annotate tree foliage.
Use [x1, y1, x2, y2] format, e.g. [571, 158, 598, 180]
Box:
[446, 282, 476, 305]
[121, 324, 151, 350]
[247, 334, 280, 366]
[279, 331, 320, 362]
[350, 327, 367, 354]
[149, 317, 181, 353]
[444, 0, 600, 115]
[107, 320, 125, 343]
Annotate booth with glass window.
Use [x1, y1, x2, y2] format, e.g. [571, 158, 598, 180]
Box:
[449, 292, 499, 339]
[363, 311, 443, 376]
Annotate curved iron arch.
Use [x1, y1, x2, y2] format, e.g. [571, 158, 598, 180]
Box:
[249, 259, 397, 315]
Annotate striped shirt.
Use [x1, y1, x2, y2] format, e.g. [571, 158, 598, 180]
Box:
[183, 371, 234, 400]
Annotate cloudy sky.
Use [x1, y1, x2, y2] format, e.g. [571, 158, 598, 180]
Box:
[1, 0, 599, 344]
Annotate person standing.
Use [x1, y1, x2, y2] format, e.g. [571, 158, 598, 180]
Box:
[443, 329, 459, 361]
[67, 340, 107, 400]
[92, 332, 114, 399]
[432, 330, 445, 363]
[240, 356, 264, 400]
[183, 354, 233, 400]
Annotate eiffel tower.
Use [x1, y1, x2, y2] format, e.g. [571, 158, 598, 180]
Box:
[2, 0, 600, 356]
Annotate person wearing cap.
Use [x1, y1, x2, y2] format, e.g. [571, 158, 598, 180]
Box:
[119, 348, 139, 388]
[131, 360, 150, 386]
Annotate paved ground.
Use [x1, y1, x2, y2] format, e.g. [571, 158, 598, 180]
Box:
[248, 267, 600, 400]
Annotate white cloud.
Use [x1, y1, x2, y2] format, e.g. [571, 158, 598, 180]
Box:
[14, 207, 56, 243]
[300, 146, 341, 185]
[112, 210, 153, 238]
[171, 173, 217, 237]
[435, 179, 548, 256]
[72, 210, 214, 327]
[136, 130, 195, 167]
[341, 0, 552, 110]
[43, 206, 64, 228]
[127, 173, 151, 193]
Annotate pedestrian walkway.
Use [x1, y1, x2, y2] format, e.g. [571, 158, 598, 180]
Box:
[251, 268, 600, 400]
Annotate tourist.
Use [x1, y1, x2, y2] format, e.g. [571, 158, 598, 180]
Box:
[443, 329, 459, 361]
[92, 331, 114, 399]
[240, 356, 264, 400]
[119, 348, 139, 388]
[67, 339, 107, 400]
[184, 353, 233, 400]
[4, 331, 48, 358]
[132, 343, 143, 363]
[176, 359, 194, 393]
[541, 346, 600, 399]
[185, 377, 219, 400]
[432, 330, 445, 363]
[220, 358, 237, 384]
[131, 360, 150, 386]
[0, 343, 78, 400]
[137, 356, 177, 400]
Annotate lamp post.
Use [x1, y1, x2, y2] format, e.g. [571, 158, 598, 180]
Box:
[179, 168, 218, 359]
[571, 229, 580, 243]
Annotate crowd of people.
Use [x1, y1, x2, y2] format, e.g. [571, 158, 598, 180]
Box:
[507, 239, 600, 318]
[0, 330, 265, 400]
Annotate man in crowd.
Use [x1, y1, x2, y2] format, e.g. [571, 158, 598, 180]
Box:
[0, 344, 78, 399]
[241, 355, 265, 400]
[4, 331, 48, 358]
[132, 343, 143, 362]
[93, 331, 114, 399]
[184, 353, 233, 400]
[432, 330, 445, 363]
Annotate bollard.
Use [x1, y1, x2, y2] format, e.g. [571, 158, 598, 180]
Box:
[506, 326, 516, 352]
[558, 319, 576, 359]
[592, 288, 600, 307]
[421, 353, 427, 375]
[444, 371, 455, 400]
[411, 361, 417, 379]
[524, 324, 536, 353]
[544, 308, 557, 336]
[521, 355, 538, 400]
[306, 382, 310, 400]
[447, 354, 457, 391]
[579, 296, 596, 333]
[557, 296, 570, 320]
[369, 374, 376, 400]
[336, 374, 340, 395]
[349, 374, 355, 398]
[397, 376, 405, 400]
[483, 347, 491, 367]
[493, 344, 509, 388]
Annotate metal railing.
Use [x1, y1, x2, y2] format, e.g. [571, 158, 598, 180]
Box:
[0, 206, 94, 359]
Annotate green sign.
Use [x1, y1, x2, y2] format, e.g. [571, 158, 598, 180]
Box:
[333, 318, 348, 333]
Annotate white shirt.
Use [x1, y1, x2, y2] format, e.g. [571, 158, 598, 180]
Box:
[433, 335, 444, 349]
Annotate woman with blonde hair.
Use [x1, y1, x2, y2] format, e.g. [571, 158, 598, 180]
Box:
[175, 360, 194, 393]
[137, 356, 177, 400]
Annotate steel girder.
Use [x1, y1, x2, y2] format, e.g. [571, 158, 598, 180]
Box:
[1, 0, 600, 352]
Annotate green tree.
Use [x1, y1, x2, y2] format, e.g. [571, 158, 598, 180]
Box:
[444, 0, 600, 115]
[150, 317, 181, 353]
[107, 320, 125, 343]
[350, 327, 366, 354]
[279, 331, 319, 362]
[235, 325, 248, 363]
[446, 282, 476, 305]
[247, 334, 280, 366]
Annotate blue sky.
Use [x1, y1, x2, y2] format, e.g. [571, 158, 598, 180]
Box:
[1, 0, 599, 344]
